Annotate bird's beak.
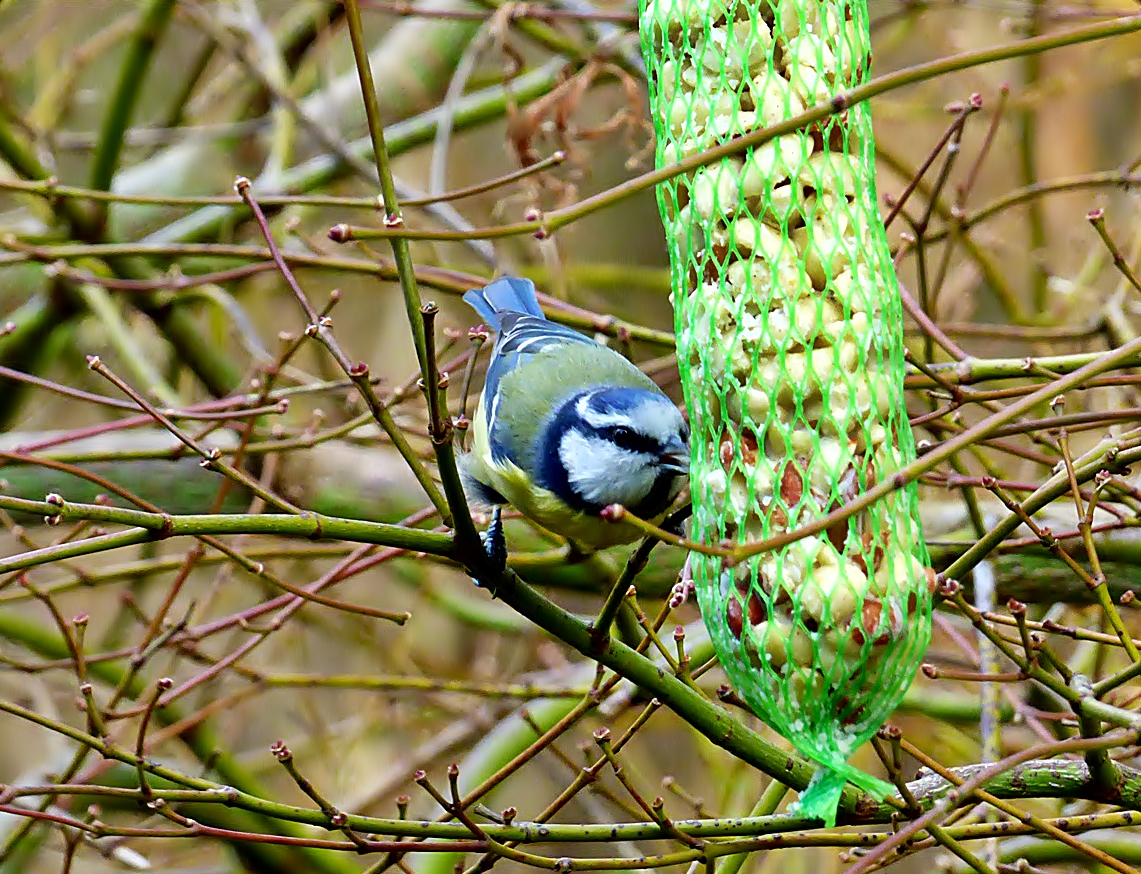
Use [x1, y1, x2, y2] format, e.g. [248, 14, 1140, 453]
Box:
[660, 440, 690, 475]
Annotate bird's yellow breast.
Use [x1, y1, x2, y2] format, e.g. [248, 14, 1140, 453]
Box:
[467, 399, 655, 550]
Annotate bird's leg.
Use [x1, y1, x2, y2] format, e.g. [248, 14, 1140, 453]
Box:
[660, 508, 690, 540]
[476, 506, 507, 588]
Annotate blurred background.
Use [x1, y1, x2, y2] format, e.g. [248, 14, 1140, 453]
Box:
[1, 1, 1140, 873]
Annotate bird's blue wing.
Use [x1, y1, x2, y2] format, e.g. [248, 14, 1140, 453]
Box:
[496, 313, 594, 352]
[482, 313, 595, 463]
[464, 275, 604, 469]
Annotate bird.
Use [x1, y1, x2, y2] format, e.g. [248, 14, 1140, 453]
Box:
[459, 276, 690, 569]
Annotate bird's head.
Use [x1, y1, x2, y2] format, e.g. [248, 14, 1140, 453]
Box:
[542, 387, 689, 518]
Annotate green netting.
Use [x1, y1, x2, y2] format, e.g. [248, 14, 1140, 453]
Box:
[638, 0, 934, 826]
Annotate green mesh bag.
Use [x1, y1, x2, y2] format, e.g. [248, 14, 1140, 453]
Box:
[638, 0, 934, 826]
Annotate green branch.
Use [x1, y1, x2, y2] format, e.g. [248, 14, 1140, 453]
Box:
[343, 0, 479, 551]
[2, 690, 1140, 844]
[489, 568, 822, 794]
[0, 494, 453, 574]
[89, 0, 179, 206]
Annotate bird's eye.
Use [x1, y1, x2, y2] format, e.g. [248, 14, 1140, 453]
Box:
[609, 425, 642, 450]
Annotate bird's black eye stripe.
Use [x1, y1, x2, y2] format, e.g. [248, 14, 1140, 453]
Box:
[605, 425, 658, 454]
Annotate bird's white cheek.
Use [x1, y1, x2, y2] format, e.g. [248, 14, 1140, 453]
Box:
[560, 432, 656, 507]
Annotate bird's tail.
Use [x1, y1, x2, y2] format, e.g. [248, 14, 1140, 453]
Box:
[463, 276, 545, 330]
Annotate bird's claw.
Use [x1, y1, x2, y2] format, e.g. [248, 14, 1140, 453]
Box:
[473, 506, 507, 592]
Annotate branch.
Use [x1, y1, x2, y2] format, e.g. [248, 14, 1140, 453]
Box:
[0, 494, 452, 574]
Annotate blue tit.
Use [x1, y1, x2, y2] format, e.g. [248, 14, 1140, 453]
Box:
[460, 276, 689, 560]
